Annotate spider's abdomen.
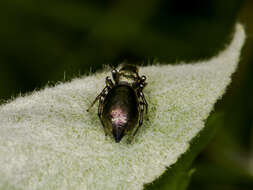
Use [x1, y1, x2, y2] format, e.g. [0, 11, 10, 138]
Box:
[101, 84, 139, 142]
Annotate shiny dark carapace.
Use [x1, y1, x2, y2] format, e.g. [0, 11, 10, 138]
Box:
[102, 85, 139, 142]
[87, 64, 148, 143]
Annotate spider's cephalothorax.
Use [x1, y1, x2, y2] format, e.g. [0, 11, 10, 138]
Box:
[87, 64, 148, 143]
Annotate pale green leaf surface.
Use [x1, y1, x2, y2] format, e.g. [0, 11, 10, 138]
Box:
[0, 24, 245, 190]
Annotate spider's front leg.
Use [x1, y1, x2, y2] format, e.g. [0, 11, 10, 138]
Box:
[112, 68, 119, 84]
[139, 91, 148, 116]
[86, 76, 114, 112]
[105, 76, 114, 88]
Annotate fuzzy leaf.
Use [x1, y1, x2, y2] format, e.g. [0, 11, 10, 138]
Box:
[0, 24, 245, 190]
[145, 112, 224, 190]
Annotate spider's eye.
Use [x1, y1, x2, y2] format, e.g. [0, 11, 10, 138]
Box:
[112, 69, 117, 74]
[141, 76, 146, 82]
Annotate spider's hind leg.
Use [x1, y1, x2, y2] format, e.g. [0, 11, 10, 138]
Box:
[127, 90, 148, 143]
[98, 96, 110, 136]
[133, 101, 145, 137]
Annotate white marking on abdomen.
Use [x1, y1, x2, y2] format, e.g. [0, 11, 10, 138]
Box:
[110, 108, 127, 127]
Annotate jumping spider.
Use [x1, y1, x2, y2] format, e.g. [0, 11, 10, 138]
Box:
[87, 64, 148, 143]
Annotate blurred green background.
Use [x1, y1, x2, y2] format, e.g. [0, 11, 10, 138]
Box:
[0, 0, 252, 189]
